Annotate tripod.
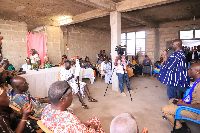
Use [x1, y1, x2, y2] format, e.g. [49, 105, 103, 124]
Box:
[104, 55, 133, 101]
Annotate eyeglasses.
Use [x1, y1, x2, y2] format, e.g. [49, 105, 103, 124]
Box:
[60, 85, 71, 99]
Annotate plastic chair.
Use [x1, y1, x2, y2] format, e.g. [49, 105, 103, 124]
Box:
[172, 106, 200, 132]
[37, 120, 53, 133]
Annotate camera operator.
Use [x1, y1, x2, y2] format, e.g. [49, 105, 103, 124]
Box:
[114, 51, 135, 96]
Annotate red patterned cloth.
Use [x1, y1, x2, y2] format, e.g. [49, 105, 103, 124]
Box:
[41, 104, 105, 133]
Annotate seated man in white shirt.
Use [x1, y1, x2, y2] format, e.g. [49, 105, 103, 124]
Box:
[101, 58, 112, 84]
[22, 58, 31, 71]
[60, 60, 98, 109]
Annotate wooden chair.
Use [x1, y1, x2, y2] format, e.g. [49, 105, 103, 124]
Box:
[57, 72, 61, 81]
[9, 104, 43, 133]
[9, 104, 40, 121]
[37, 120, 53, 133]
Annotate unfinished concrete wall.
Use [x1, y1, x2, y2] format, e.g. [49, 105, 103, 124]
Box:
[32, 26, 64, 65]
[159, 22, 200, 57]
[63, 26, 111, 64]
[0, 19, 27, 70]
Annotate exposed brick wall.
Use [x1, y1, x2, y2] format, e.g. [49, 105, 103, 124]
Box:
[63, 26, 111, 64]
[32, 26, 64, 65]
[145, 29, 156, 64]
[159, 24, 200, 57]
[0, 19, 27, 70]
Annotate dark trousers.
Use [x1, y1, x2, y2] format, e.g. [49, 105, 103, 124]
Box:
[133, 65, 142, 75]
[167, 85, 187, 99]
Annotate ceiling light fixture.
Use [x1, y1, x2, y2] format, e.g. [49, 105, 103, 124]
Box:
[58, 18, 73, 25]
[57, 16, 71, 21]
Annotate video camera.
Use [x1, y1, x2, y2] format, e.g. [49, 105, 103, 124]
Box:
[115, 45, 126, 56]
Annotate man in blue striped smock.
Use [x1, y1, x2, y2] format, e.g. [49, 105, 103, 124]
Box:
[157, 39, 190, 100]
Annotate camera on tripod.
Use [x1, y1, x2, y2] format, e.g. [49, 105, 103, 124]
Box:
[115, 45, 126, 56]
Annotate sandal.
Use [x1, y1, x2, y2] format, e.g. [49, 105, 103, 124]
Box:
[88, 98, 98, 102]
[82, 104, 89, 109]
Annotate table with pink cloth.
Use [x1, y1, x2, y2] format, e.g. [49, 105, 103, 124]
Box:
[19, 67, 62, 98]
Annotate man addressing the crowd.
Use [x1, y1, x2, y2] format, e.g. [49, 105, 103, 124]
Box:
[157, 39, 190, 100]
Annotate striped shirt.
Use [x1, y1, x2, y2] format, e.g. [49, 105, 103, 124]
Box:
[157, 50, 190, 87]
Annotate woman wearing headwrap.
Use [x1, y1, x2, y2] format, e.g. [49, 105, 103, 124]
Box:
[44, 56, 54, 68]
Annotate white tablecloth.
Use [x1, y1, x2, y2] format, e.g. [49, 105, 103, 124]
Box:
[19, 67, 62, 98]
[80, 68, 95, 84]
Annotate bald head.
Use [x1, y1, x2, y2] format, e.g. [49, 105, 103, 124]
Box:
[11, 76, 28, 93]
[171, 39, 182, 51]
[110, 113, 138, 133]
[188, 63, 200, 79]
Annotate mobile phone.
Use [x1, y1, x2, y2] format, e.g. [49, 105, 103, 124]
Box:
[28, 93, 30, 104]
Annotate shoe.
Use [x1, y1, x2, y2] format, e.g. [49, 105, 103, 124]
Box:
[182, 122, 191, 133]
[121, 92, 126, 96]
[173, 126, 188, 133]
[129, 90, 136, 93]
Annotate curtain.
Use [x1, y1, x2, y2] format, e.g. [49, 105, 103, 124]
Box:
[27, 32, 46, 63]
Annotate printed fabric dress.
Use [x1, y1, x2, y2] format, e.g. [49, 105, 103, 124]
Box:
[41, 104, 105, 133]
[60, 67, 86, 98]
[142, 59, 152, 74]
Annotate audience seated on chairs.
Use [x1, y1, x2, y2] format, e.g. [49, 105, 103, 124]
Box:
[101, 58, 112, 84]
[162, 63, 200, 133]
[125, 56, 134, 78]
[142, 55, 152, 76]
[110, 113, 148, 133]
[131, 56, 142, 76]
[41, 81, 105, 132]
[0, 72, 33, 133]
[60, 60, 98, 109]
[59, 55, 67, 67]
[8, 76, 50, 131]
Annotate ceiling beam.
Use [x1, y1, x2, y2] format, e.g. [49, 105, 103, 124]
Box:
[75, 0, 116, 11]
[116, 0, 180, 12]
[63, 9, 110, 26]
[122, 13, 159, 28]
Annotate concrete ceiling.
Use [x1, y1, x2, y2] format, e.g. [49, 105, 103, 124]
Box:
[0, 0, 199, 30]
[75, 0, 200, 30]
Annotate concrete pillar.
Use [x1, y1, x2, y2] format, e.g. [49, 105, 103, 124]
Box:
[154, 28, 160, 61]
[110, 11, 121, 92]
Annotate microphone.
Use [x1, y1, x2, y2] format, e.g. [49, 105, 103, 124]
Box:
[166, 47, 172, 52]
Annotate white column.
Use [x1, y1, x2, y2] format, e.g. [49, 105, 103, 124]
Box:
[110, 11, 121, 92]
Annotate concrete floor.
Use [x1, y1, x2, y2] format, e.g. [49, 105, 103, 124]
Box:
[69, 76, 200, 133]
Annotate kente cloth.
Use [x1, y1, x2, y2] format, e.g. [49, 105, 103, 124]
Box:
[153, 64, 161, 74]
[60, 67, 86, 98]
[8, 89, 48, 118]
[44, 62, 54, 68]
[157, 50, 190, 87]
[41, 104, 105, 133]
